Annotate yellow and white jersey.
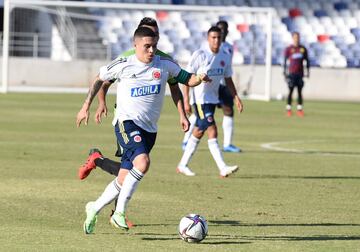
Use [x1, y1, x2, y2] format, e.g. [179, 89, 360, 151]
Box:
[99, 54, 181, 133]
[187, 44, 232, 104]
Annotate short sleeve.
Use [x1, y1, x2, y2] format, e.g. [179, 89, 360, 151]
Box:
[99, 58, 126, 81]
[165, 59, 181, 79]
[186, 50, 202, 74]
[224, 61, 233, 78]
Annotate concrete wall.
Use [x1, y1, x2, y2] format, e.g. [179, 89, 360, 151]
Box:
[2, 57, 360, 102]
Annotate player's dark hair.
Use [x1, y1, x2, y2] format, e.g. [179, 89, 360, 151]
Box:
[138, 17, 158, 28]
[133, 26, 157, 39]
[216, 20, 228, 30]
[207, 26, 222, 34]
[292, 31, 300, 36]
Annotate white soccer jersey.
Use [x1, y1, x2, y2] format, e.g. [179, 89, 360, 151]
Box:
[219, 41, 234, 86]
[186, 44, 232, 104]
[99, 54, 181, 133]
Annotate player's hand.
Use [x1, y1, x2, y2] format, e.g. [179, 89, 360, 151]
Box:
[184, 102, 192, 116]
[234, 96, 244, 113]
[95, 103, 108, 124]
[180, 115, 190, 132]
[199, 73, 212, 83]
[76, 106, 89, 127]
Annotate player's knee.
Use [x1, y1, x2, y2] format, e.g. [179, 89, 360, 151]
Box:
[207, 125, 218, 138]
[222, 105, 233, 116]
[193, 128, 204, 139]
[133, 154, 150, 174]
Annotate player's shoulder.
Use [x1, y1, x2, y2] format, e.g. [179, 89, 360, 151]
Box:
[299, 45, 308, 51]
[192, 48, 207, 59]
[107, 55, 130, 70]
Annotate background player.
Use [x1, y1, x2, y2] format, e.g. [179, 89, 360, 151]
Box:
[177, 26, 243, 177]
[284, 31, 310, 117]
[182, 20, 242, 153]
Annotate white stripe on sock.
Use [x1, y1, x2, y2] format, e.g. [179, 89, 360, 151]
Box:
[115, 167, 143, 213]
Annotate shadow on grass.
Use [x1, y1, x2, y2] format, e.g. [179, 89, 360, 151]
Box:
[238, 175, 360, 180]
[140, 234, 251, 244]
[209, 220, 360, 227]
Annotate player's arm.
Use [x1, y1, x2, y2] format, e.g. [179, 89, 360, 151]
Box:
[304, 47, 310, 78]
[283, 48, 289, 77]
[173, 69, 210, 87]
[169, 83, 190, 132]
[76, 75, 105, 127]
[76, 60, 119, 127]
[224, 77, 244, 113]
[95, 79, 115, 124]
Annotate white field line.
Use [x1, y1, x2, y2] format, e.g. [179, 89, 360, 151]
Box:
[260, 140, 360, 158]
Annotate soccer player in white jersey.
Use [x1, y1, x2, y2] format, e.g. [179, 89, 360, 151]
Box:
[182, 20, 242, 153]
[76, 27, 210, 234]
[177, 26, 243, 178]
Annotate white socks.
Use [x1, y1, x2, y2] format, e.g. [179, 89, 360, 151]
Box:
[208, 138, 226, 171]
[179, 134, 200, 167]
[115, 167, 144, 213]
[222, 115, 233, 147]
[182, 113, 196, 144]
[93, 178, 121, 213]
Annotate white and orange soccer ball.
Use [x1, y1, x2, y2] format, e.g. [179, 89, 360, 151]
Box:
[178, 214, 208, 243]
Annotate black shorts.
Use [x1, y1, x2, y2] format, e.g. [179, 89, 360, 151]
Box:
[218, 85, 234, 108]
[114, 120, 157, 170]
[287, 74, 304, 88]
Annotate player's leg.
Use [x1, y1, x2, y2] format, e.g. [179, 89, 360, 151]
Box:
[177, 104, 205, 176]
[83, 177, 122, 234]
[205, 104, 238, 177]
[219, 85, 241, 152]
[286, 75, 295, 116]
[111, 121, 156, 230]
[181, 113, 196, 150]
[78, 148, 122, 179]
[296, 77, 304, 117]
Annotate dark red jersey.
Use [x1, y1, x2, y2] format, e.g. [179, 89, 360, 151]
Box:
[284, 45, 309, 76]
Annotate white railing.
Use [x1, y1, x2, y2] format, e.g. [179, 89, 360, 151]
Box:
[0, 32, 111, 59]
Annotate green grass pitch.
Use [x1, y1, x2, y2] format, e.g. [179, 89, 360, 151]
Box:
[0, 93, 359, 251]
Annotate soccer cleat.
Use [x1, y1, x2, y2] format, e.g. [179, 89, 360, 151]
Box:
[297, 110, 304, 117]
[176, 166, 196, 176]
[286, 110, 292, 117]
[83, 201, 98, 234]
[220, 165, 239, 178]
[223, 144, 242, 153]
[110, 211, 129, 231]
[78, 148, 103, 180]
[110, 209, 134, 228]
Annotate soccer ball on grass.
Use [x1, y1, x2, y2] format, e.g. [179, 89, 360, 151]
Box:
[178, 214, 208, 243]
